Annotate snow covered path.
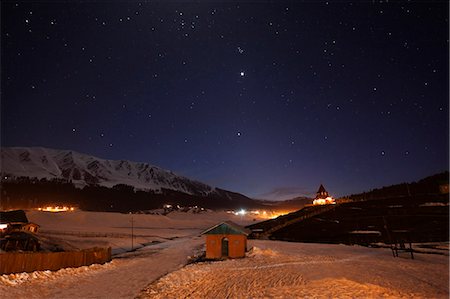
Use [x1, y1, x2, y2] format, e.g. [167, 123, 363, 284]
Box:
[0, 236, 204, 299]
[138, 240, 449, 298]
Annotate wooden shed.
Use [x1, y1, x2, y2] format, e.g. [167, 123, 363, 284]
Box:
[0, 210, 40, 237]
[201, 221, 250, 259]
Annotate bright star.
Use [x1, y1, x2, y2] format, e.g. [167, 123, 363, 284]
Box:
[240, 71, 245, 77]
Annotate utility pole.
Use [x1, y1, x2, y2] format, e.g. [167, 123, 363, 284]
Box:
[130, 214, 134, 251]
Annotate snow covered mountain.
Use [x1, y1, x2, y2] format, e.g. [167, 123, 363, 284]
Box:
[1, 147, 219, 196]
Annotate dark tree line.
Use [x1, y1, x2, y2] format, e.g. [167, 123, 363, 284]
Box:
[345, 171, 449, 201]
[0, 176, 259, 212]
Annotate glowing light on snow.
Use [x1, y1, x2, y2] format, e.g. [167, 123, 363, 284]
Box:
[229, 209, 292, 219]
[312, 196, 336, 206]
[38, 206, 76, 212]
[267, 211, 292, 219]
[235, 209, 247, 216]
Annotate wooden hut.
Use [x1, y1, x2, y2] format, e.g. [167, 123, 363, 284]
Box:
[201, 221, 250, 259]
[0, 210, 40, 251]
[0, 210, 40, 237]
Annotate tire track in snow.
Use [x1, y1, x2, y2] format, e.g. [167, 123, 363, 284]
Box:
[229, 252, 381, 271]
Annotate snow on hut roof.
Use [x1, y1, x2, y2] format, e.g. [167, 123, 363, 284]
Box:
[201, 221, 251, 236]
[0, 210, 29, 224]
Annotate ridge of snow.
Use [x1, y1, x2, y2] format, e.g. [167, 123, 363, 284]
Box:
[1, 147, 215, 195]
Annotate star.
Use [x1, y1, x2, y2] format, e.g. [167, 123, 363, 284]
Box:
[2, 0, 447, 204]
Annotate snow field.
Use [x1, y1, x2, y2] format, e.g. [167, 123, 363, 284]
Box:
[27, 210, 257, 254]
[1, 210, 448, 298]
[0, 236, 205, 298]
[0, 210, 252, 298]
[138, 240, 449, 299]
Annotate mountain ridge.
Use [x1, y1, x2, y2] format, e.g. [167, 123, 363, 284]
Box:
[1, 146, 218, 196]
[1, 146, 261, 211]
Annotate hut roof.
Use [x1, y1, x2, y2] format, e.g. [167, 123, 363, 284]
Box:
[201, 221, 251, 236]
[0, 210, 29, 224]
[317, 184, 327, 193]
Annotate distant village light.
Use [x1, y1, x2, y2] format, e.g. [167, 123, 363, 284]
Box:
[235, 209, 246, 216]
[38, 206, 76, 212]
[0, 224, 8, 230]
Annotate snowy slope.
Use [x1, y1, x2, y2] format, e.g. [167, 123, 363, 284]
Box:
[139, 240, 449, 299]
[0, 211, 448, 298]
[1, 147, 214, 195]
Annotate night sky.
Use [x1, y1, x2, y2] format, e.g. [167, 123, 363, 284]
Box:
[2, 1, 449, 200]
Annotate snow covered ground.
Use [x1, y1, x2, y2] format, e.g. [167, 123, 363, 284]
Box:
[0, 236, 205, 298]
[138, 240, 449, 299]
[0, 210, 257, 298]
[27, 209, 259, 254]
[0, 210, 448, 298]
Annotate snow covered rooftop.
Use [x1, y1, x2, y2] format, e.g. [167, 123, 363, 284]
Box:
[201, 221, 251, 236]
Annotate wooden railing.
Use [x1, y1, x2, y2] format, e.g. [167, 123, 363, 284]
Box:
[0, 247, 111, 275]
[261, 204, 337, 238]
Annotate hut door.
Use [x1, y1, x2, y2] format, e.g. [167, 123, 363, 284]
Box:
[221, 237, 229, 257]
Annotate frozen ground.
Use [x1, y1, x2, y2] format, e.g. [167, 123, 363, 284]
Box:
[138, 240, 449, 299]
[0, 210, 256, 298]
[0, 210, 448, 298]
[0, 236, 204, 299]
[26, 210, 258, 254]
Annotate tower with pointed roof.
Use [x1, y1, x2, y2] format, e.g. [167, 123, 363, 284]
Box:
[315, 184, 329, 199]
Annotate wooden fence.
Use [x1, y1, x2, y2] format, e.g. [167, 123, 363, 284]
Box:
[0, 247, 111, 275]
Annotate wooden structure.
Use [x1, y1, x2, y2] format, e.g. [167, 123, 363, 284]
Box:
[315, 184, 329, 199]
[382, 217, 414, 259]
[0, 231, 40, 251]
[250, 204, 336, 239]
[0, 210, 40, 251]
[0, 247, 111, 275]
[202, 221, 250, 259]
[0, 210, 40, 236]
[389, 230, 414, 259]
[313, 184, 335, 205]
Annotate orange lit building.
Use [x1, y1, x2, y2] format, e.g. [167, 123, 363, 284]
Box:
[202, 221, 250, 259]
[312, 184, 336, 205]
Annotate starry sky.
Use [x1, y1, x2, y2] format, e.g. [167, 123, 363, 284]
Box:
[2, 1, 449, 200]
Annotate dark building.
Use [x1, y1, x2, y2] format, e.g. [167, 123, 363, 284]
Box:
[0, 210, 39, 236]
[0, 210, 40, 251]
[315, 184, 329, 199]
